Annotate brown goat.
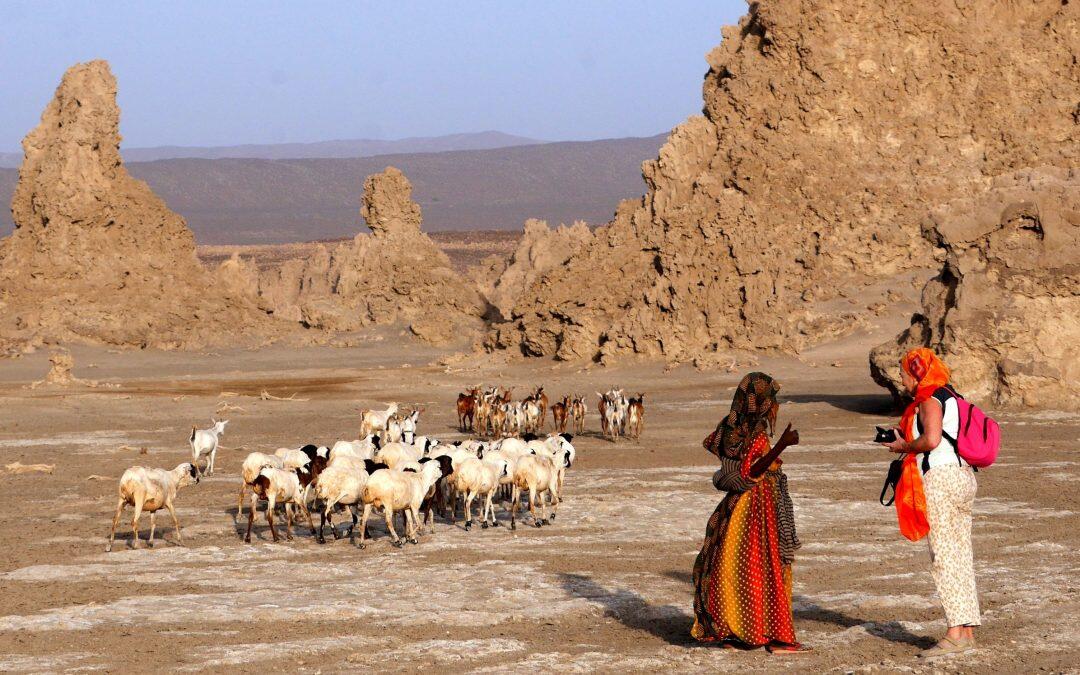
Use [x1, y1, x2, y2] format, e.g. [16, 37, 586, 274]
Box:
[551, 396, 570, 434]
[457, 389, 478, 432]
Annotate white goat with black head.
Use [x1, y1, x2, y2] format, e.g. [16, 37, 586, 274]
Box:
[106, 462, 200, 552]
[189, 419, 228, 476]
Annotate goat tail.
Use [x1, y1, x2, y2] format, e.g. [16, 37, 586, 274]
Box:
[189, 426, 196, 444]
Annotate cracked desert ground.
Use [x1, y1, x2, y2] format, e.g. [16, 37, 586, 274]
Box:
[0, 323, 1077, 674]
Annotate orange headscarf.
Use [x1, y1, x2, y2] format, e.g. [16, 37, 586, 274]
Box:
[899, 348, 952, 440]
[893, 348, 951, 542]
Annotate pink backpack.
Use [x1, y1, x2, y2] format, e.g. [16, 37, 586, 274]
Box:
[942, 387, 1000, 469]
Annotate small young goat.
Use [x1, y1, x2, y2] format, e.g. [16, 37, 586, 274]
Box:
[189, 419, 228, 476]
[106, 462, 199, 552]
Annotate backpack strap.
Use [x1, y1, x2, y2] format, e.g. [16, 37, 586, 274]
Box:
[880, 458, 903, 506]
[935, 386, 977, 470]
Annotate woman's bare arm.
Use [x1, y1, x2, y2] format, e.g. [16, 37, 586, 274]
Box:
[886, 399, 943, 454]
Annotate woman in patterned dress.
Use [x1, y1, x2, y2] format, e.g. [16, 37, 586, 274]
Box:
[691, 372, 808, 653]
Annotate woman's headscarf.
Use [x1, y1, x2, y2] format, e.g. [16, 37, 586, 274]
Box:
[705, 372, 780, 460]
[899, 347, 951, 439]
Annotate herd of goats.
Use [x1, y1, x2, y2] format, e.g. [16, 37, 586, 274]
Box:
[103, 386, 645, 553]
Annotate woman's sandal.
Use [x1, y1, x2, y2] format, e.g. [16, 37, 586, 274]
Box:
[917, 636, 975, 658]
[766, 642, 812, 654]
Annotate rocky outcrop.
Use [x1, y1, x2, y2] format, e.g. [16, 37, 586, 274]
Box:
[255, 167, 490, 345]
[871, 168, 1080, 410]
[474, 219, 593, 320]
[490, 1, 1078, 363]
[0, 60, 280, 350]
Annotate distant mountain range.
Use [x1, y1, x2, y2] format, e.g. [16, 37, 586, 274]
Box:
[0, 130, 542, 168]
[0, 133, 666, 245]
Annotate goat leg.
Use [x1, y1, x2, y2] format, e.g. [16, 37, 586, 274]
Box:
[236, 482, 247, 519]
[130, 498, 144, 549]
[358, 503, 372, 549]
[245, 495, 257, 543]
[266, 498, 279, 542]
[164, 501, 184, 545]
[384, 508, 402, 547]
[298, 501, 321, 544]
[510, 485, 519, 530]
[105, 498, 125, 552]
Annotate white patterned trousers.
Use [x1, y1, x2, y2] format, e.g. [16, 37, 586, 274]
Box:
[924, 464, 981, 627]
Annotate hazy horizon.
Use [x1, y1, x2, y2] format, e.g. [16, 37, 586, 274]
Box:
[0, 1, 747, 152]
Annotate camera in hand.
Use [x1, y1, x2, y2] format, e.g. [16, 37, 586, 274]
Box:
[874, 426, 898, 444]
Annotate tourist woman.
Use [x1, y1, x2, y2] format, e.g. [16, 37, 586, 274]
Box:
[691, 372, 807, 653]
[881, 348, 980, 657]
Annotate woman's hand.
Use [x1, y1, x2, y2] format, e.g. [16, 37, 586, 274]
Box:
[778, 423, 799, 448]
[883, 431, 907, 453]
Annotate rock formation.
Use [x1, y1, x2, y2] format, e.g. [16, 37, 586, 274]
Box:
[871, 168, 1080, 410]
[490, 1, 1078, 362]
[474, 219, 593, 320]
[255, 167, 490, 345]
[0, 60, 279, 350]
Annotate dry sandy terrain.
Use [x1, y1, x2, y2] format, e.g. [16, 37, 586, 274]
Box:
[0, 321, 1077, 673]
[197, 230, 521, 273]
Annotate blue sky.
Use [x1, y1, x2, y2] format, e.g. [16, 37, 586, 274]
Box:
[0, 1, 747, 150]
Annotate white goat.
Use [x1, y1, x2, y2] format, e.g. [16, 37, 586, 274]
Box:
[189, 419, 228, 476]
[454, 456, 510, 530]
[244, 466, 317, 543]
[314, 458, 383, 542]
[400, 409, 421, 445]
[358, 456, 453, 548]
[359, 402, 398, 438]
[106, 462, 199, 552]
[329, 436, 377, 462]
[375, 441, 424, 470]
[510, 448, 568, 530]
[237, 451, 286, 516]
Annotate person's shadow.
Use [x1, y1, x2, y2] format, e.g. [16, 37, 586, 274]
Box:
[558, 573, 695, 645]
[792, 595, 933, 648]
[656, 571, 931, 648]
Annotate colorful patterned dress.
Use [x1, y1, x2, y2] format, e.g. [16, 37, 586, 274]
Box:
[691, 431, 798, 646]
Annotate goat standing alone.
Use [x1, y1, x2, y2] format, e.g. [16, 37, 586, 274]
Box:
[106, 463, 199, 552]
[189, 419, 228, 476]
[628, 394, 645, 439]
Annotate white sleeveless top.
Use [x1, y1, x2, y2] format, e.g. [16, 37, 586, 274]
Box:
[908, 393, 965, 475]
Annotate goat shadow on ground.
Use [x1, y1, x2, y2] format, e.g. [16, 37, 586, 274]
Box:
[660, 570, 930, 649]
[781, 393, 897, 415]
